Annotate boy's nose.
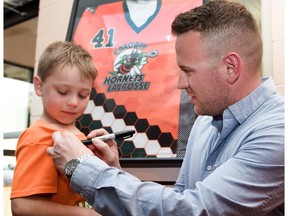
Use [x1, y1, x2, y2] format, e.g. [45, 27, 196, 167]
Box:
[67, 95, 78, 106]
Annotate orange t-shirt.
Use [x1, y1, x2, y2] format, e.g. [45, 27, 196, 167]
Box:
[11, 120, 87, 206]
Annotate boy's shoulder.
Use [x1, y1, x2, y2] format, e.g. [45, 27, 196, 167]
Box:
[19, 119, 87, 146]
[18, 119, 57, 146]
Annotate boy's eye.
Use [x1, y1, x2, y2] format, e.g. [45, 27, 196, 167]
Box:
[58, 91, 68, 95]
[79, 90, 92, 99]
[79, 94, 89, 99]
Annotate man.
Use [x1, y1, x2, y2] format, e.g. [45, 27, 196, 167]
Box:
[47, 1, 284, 215]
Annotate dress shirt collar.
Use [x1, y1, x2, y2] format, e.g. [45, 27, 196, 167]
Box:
[228, 77, 277, 124]
[212, 77, 277, 133]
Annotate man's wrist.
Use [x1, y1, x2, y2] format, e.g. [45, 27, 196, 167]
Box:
[64, 154, 94, 179]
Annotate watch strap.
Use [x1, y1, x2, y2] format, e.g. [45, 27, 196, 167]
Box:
[76, 153, 94, 162]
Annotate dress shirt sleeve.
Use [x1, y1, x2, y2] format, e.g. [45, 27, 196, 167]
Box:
[70, 156, 229, 216]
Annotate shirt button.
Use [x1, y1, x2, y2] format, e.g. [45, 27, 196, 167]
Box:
[207, 165, 212, 171]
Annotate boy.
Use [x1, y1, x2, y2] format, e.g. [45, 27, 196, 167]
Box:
[11, 41, 101, 215]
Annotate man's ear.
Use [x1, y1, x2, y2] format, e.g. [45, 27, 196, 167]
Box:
[224, 52, 241, 84]
[33, 75, 43, 96]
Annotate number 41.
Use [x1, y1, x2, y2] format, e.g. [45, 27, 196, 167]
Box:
[91, 28, 115, 49]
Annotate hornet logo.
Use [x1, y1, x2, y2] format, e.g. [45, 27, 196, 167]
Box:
[112, 48, 158, 76]
[104, 47, 158, 92]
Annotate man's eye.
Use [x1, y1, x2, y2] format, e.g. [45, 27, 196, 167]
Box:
[184, 70, 194, 76]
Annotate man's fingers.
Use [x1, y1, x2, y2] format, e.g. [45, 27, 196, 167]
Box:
[46, 147, 54, 156]
[47, 131, 61, 156]
[92, 139, 113, 159]
[52, 131, 62, 141]
[93, 138, 109, 150]
[87, 128, 108, 139]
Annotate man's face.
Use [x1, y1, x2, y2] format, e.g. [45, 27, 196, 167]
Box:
[175, 31, 230, 116]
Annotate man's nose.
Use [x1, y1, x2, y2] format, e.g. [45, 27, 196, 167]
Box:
[177, 72, 189, 89]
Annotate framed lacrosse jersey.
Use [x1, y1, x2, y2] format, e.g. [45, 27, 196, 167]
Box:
[69, 0, 202, 159]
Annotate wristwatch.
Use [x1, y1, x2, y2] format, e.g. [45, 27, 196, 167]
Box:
[64, 154, 93, 179]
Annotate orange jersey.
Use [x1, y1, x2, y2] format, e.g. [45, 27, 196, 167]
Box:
[11, 120, 87, 206]
[73, 0, 202, 139]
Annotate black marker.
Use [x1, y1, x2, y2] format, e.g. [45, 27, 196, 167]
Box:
[82, 130, 135, 145]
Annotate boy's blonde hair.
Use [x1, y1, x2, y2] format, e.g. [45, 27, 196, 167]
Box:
[37, 41, 97, 82]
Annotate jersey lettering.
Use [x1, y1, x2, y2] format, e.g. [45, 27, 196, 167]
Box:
[91, 28, 115, 49]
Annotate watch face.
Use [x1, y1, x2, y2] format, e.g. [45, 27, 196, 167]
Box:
[64, 159, 80, 178]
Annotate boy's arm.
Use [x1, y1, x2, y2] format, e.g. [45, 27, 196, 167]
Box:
[11, 195, 101, 216]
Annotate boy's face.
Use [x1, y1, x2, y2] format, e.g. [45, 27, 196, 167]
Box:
[36, 64, 93, 125]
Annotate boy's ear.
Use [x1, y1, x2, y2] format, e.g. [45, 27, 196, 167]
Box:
[224, 52, 240, 84]
[33, 75, 43, 96]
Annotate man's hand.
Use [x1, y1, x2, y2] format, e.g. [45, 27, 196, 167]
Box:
[47, 129, 122, 173]
[86, 129, 122, 169]
[47, 131, 93, 174]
